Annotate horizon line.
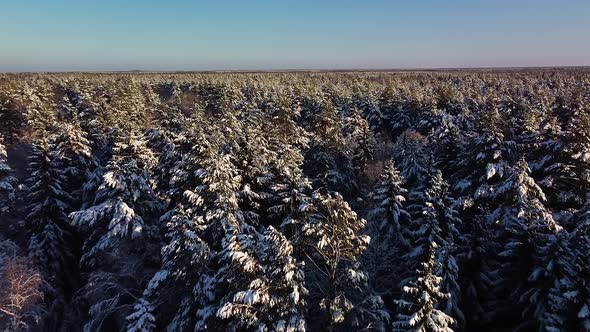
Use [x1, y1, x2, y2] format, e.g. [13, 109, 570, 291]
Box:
[2, 65, 590, 74]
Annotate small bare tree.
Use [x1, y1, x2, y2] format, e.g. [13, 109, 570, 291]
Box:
[0, 257, 44, 331]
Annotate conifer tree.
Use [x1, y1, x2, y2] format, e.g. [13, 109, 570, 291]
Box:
[25, 138, 76, 289]
[451, 108, 515, 202]
[571, 199, 590, 331]
[190, 150, 245, 331]
[126, 131, 215, 331]
[394, 247, 455, 332]
[215, 226, 307, 332]
[268, 163, 312, 235]
[379, 85, 412, 136]
[367, 160, 410, 238]
[69, 131, 163, 331]
[133, 145, 242, 332]
[302, 193, 387, 331]
[429, 113, 462, 176]
[490, 160, 560, 327]
[363, 160, 410, 307]
[24, 138, 78, 330]
[50, 122, 94, 208]
[0, 135, 16, 215]
[352, 86, 382, 132]
[393, 130, 431, 189]
[490, 159, 558, 233]
[234, 102, 273, 224]
[455, 214, 497, 329]
[403, 171, 463, 327]
[70, 131, 163, 267]
[532, 109, 590, 209]
[521, 230, 579, 331]
[313, 99, 346, 151]
[345, 106, 376, 177]
[264, 91, 309, 148]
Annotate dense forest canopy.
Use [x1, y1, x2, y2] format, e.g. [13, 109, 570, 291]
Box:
[0, 69, 589, 331]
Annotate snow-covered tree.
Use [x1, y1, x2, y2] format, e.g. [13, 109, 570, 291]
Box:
[531, 109, 590, 209]
[0, 134, 16, 215]
[129, 205, 206, 329]
[345, 106, 376, 177]
[126, 132, 216, 331]
[572, 199, 590, 331]
[455, 213, 498, 329]
[68, 131, 163, 331]
[312, 99, 346, 151]
[451, 109, 515, 202]
[378, 86, 410, 136]
[489, 159, 561, 327]
[363, 160, 410, 308]
[352, 86, 382, 132]
[263, 91, 309, 148]
[125, 201, 213, 332]
[262, 103, 312, 232]
[367, 160, 410, 238]
[25, 138, 76, 289]
[215, 226, 307, 331]
[23, 138, 79, 330]
[268, 167, 312, 236]
[490, 159, 559, 233]
[70, 131, 162, 267]
[190, 150, 246, 331]
[234, 103, 274, 225]
[429, 112, 463, 175]
[520, 196, 590, 331]
[403, 171, 463, 327]
[129, 145, 243, 332]
[520, 230, 580, 331]
[302, 192, 387, 330]
[394, 247, 455, 332]
[393, 130, 432, 189]
[126, 298, 156, 332]
[50, 122, 95, 208]
[21, 82, 59, 139]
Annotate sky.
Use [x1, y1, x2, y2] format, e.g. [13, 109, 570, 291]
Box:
[0, 0, 589, 71]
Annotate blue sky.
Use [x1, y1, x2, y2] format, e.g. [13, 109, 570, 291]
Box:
[1, 0, 589, 71]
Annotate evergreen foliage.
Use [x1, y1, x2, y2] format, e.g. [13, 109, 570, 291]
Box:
[1, 70, 589, 331]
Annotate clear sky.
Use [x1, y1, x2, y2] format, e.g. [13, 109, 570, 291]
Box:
[1, 0, 589, 71]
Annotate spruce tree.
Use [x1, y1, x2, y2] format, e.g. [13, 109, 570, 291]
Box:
[25, 138, 78, 330]
[363, 160, 410, 310]
[50, 122, 94, 208]
[191, 150, 245, 331]
[403, 171, 463, 327]
[69, 132, 163, 331]
[345, 106, 376, 177]
[70, 131, 163, 268]
[394, 247, 455, 332]
[367, 160, 410, 239]
[572, 199, 590, 331]
[521, 230, 579, 331]
[215, 226, 307, 332]
[490, 159, 560, 327]
[451, 108, 515, 203]
[25, 138, 76, 289]
[393, 130, 432, 189]
[0, 135, 16, 215]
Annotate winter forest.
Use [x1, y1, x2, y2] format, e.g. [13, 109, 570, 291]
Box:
[0, 70, 589, 332]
